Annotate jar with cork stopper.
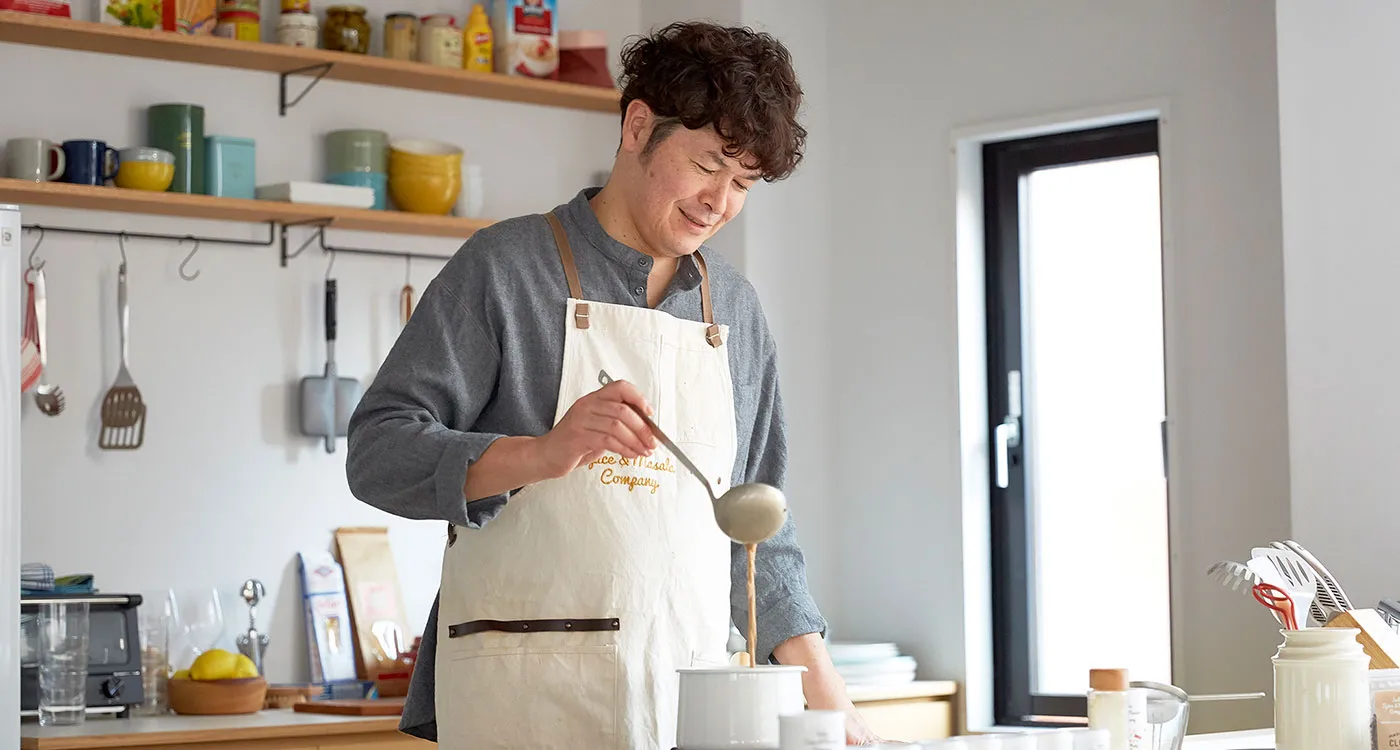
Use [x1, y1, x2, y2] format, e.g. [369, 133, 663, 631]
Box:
[1087, 668, 1146, 750]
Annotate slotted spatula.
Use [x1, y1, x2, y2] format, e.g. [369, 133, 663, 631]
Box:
[99, 261, 146, 450]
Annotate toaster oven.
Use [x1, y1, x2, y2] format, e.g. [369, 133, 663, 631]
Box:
[20, 593, 145, 717]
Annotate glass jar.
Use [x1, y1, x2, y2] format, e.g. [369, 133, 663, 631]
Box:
[418, 14, 461, 69]
[323, 5, 370, 54]
[278, 12, 319, 47]
[281, 0, 310, 12]
[383, 12, 418, 61]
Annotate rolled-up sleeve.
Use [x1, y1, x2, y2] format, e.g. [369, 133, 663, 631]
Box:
[345, 263, 510, 530]
[730, 335, 828, 663]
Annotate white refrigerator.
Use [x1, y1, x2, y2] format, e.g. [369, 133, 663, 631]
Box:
[2, 203, 22, 742]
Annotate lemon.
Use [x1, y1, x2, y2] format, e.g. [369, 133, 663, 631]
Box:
[232, 654, 259, 679]
[190, 649, 240, 681]
[172, 669, 190, 680]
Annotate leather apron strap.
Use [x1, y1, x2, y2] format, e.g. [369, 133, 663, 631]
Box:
[545, 210, 722, 347]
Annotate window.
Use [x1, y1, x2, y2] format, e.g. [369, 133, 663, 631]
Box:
[983, 120, 1172, 726]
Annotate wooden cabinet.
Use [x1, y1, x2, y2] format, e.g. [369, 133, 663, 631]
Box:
[848, 681, 959, 742]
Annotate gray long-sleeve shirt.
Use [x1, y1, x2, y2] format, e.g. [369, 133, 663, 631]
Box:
[345, 187, 826, 742]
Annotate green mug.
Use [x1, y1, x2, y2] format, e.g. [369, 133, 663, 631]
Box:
[324, 129, 388, 175]
[147, 103, 206, 194]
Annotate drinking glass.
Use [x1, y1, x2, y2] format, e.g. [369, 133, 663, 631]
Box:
[38, 602, 90, 726]
[168, 587, 225, 671]
[132, 596, 173, 716]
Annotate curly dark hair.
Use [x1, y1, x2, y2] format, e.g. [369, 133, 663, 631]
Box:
[617, 21, 806, 183]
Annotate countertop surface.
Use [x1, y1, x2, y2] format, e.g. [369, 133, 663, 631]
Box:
[19, 710, 405, 748]
[1183, 729, 1275, 749]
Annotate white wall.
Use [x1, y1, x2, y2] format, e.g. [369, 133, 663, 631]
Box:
[1275, 1, 1400, 621]
[738, 0, 837, 624]
[3, 206, 22, 744]
[824, 0, 1289, 733]
[8, 0, 635, 684]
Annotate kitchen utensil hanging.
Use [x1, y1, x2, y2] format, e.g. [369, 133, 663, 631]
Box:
[400, 256, 414, 327]
[99, 234, 147, 449]
[299, 252, 362, 453]
[30, 265, 64, 416]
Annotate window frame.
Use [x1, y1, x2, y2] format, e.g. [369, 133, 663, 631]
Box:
[982, 119, 1163, 727]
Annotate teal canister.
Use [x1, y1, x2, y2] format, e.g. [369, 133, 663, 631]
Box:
[205, 136, 256, 199]
[147, 103, 206, 194]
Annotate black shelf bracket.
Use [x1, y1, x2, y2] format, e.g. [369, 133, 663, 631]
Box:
[21, 222, 277, 249]
[279, 219, 453, 267]
[279, 62, 335, 116]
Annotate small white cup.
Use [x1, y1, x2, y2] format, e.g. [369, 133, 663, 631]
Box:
[779, 710, 845, 750]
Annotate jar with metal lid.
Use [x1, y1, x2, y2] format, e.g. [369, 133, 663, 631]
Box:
[277, 12, 318, 47]
[323, 5, 370, 54]
[418, 14, 462, 68]
[281, 0, 310, 12]
[217, 0, 258, 12]
[383, 13, 418, 61]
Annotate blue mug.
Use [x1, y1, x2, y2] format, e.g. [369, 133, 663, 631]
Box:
[327, 171, 388, 211]
[61, 140, 120, 186]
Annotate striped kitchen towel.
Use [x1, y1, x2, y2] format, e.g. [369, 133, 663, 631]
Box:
[20, 279, 39, 393]
[21, 562, 54, 592]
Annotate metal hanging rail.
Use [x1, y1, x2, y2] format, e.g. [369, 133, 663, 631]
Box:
[22, 222, 278, 249]
[279, 219, 454, 267]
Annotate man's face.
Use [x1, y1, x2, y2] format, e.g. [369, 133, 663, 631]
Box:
[623, 111, 761, 258]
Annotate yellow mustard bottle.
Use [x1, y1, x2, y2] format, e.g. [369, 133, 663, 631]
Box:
[464, 3, 493, 73]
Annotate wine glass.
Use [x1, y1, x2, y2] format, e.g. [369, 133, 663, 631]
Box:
[167, 587, 225, 672]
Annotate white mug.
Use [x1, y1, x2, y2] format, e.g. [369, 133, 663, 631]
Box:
[779, 710, 845, 750]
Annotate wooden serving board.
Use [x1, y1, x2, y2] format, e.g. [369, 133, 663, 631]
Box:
[293, 697, 406, 716]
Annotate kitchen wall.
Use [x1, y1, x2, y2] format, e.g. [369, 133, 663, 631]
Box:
[1275, 1, 1400, 623]
[822, 0, 1290, 733]
[9, 0, 639, 684]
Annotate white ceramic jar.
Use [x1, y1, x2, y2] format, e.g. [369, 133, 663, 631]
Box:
[277, 12, 318, 48]
[676, 665, 806, 749]
[1273, 627, 1370, 750]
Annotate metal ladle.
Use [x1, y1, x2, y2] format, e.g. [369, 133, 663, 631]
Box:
[597, 370, 787, 545]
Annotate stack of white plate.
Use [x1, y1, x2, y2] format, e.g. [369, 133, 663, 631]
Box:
[827, 642, 918, 686]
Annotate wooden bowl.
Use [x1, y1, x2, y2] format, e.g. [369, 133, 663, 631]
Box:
[169, 676, 268, 715]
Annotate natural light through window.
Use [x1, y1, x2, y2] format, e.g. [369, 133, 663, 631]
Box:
[1022, 154, 1172, 696]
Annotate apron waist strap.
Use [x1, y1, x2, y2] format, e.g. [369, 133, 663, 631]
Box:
[448, 617, 622, 638]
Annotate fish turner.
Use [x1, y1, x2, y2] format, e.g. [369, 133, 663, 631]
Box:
[99, 262, 145, 450]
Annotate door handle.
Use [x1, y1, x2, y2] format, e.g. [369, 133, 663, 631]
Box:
[995, 370, 1022, 490]
[995, 418, 1020, 489]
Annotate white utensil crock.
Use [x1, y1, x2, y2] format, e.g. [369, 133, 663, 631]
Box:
[677, 665, 807, 749]
[1273, 627, 1370, 750]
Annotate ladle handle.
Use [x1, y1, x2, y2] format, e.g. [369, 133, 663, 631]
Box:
[598, 369, 718, 503]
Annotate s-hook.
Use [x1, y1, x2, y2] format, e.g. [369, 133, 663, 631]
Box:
[26, 226, 46, 272]
[178, 236, 202, 281]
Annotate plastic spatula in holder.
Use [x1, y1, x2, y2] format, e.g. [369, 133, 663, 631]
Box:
[99, 262, 146, 450]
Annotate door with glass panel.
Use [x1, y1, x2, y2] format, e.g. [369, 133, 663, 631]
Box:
[983, 120, 1171, 726]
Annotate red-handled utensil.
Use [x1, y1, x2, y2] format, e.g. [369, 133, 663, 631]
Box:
[1253, 582, 1299, 630]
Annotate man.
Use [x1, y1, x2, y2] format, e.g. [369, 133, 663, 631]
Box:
[346, 20, 878, 749]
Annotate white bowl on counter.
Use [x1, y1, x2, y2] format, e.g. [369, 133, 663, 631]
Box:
[676, 664, 807, 749]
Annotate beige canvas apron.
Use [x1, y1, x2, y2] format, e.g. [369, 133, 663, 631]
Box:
[435, 212, 738, 749]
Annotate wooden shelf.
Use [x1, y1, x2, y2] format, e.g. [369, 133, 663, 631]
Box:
[0, 178, 493, 239]
[0, 11, 621, 114]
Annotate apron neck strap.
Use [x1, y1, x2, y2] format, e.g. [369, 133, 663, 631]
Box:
[545, 211, 721, 347]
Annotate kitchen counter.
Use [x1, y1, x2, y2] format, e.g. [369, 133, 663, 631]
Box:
[1183, 729, 1274, 749]
[19, 710, 430, 749]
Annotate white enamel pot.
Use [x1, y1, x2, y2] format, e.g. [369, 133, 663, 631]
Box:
[676, 665, 807, 749]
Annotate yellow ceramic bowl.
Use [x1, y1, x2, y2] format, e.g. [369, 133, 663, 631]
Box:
[389, 139, 463, 175]
[115, 161, 174, 192]
[390, 173, 461, 215]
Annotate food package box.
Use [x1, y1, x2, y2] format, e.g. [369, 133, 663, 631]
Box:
[1, 0, 72, 16]
[493, 0, 558, 80]
[163, 0, 214, 34]
[334, 527, 413, 680]
[97, 0, 159, 27]
[298, 551, 359, 684]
